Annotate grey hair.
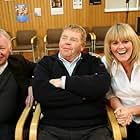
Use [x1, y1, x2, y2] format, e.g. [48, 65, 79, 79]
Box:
[0, 29, 11, 47]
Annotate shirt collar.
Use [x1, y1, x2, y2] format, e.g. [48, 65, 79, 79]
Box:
[112, 59, 117, 67]
[112, 58, 140, 67]
[58, 53, 82, 64]
[0, 61, 8, 75]
[112, 58, 140, 76]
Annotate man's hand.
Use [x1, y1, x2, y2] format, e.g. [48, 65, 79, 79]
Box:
[49, 78, 62, 88]
[25, 86, 34, 107]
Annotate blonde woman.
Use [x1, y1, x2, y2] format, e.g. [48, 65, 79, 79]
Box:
[102, 23, 140, 140]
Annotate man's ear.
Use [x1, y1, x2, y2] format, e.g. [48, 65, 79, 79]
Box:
[81, 45, 85, 52]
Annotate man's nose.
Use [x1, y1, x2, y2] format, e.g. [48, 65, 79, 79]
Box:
[0, 50, 4, 55]
[65, 38, 71, 44]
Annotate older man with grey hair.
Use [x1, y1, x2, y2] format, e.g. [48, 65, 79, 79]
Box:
[0, 29, 35, 140]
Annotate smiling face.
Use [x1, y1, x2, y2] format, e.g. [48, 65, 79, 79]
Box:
[110, 39, 133, 64]
[104, 23, 140, 71]
[59, 29, 84, 62]
[0, 35, 12, 66]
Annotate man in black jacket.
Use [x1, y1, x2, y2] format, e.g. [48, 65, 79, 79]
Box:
[33, 24, 112, 140]
[0, 28, 35, 140]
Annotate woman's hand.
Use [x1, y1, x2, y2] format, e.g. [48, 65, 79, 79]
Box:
[114, 106, 133, 126]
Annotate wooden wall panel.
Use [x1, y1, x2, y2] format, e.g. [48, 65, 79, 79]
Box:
[0, 0, 140, 57]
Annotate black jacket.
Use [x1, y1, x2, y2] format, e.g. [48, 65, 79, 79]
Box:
[0, 55, 35, 123]
[33, 53, 111, 129]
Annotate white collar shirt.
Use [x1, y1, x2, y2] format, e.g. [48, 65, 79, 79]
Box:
[0, 61, 8, 75]
[110, 59, 140, 123]
[58, 53, 82, 76]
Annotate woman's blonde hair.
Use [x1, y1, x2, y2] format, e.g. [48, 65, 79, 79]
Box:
[104, 23, 140, 73]
[62, 24, 87, 47]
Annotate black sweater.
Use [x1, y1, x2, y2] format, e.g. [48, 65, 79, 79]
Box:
[33, 53, 111, 129]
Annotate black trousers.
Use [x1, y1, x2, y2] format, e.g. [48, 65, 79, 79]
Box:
[0, 124, 15, 140]
[0, 124, 29, 140]
[127, 121, 140, 140]
[38, 125, 113, 140]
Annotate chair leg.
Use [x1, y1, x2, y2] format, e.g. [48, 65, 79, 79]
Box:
[93, 41, 96, 53]
[46, 49, 48, 56]
[32, 49, 36, 62]
[91, 40, 95, 53]
[44, 45, 47, 56]
[37, 46, 40, 60]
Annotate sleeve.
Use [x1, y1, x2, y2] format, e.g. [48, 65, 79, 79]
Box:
[65, 57, 111, 100]
[33, 58, 83, 107]
[105, 88, 116, 99]
[22, 56, 36, 79]
[8, 55, 36, 86]
[101, 55, 108, 69]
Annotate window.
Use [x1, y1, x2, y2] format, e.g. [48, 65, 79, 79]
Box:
[105, 0, 139, 12]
